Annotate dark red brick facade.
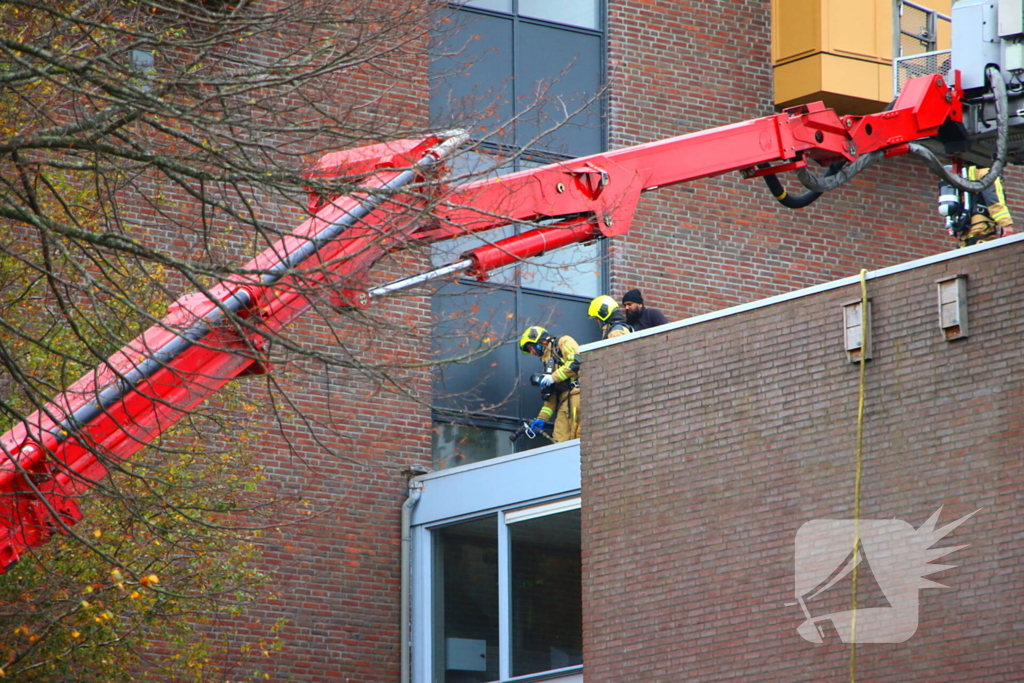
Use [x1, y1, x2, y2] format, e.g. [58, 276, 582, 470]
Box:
[582, 238, 1024, 681]
[100, 0, 1023, 680]
[607, 0, 1020, 320]
[107, 5, 437, 680]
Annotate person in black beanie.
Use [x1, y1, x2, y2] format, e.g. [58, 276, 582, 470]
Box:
[621, 288, 669, 332]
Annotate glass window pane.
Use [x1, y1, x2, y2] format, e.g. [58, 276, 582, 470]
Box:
[509, 508, 582, 676]
[444, 147, 518, 187]
[520, 0, 599, 29]
[434, 516, 500, 683]
[518, 239, 601, 296]
[428, 3, 606, 450]
[432, 284, 519, 416]
[430, 12, 515, 147]
[432, 421, 516, 470]
[431, 224, 517, 286]
[462, 0, 512, 11]
[517, 24, 603, 156]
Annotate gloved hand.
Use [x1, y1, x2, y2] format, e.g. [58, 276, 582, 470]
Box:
[538, 374, 555, 387]
[530, 418, 547, 432]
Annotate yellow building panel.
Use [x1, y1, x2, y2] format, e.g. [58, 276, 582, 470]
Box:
[936, 19, 951, 51]
[823, 0, 890, 63]
[913, 0, 951, 15]
[820, 53, 890, 103]
[774, 53, 893, 115]
[773, 0, 820, 64]
[773, 57, 822, 106]
[773, 0, 915, 113]
[930, 0, 953, 51]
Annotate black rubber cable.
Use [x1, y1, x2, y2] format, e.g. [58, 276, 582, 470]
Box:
[908, 65, 1008, 194]
[762, 162, 844, 208]
[795, 65, 1008, 195]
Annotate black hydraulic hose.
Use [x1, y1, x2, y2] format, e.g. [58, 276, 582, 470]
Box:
[908, 65, 1008, 194]
[795, 149, 886, 193]
[762, 162, 844, 208]
[796, 65, 1008, 195]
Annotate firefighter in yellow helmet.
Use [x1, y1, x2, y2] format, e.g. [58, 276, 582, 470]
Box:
[519, 326, 581, 443]
[588, 295, 633, 340]
[942, 166, 1015, 247]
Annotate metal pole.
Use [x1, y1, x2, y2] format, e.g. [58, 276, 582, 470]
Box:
[368, 259, 473, 297]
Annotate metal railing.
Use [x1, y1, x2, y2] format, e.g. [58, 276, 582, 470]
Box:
[893, 0, 952, 95]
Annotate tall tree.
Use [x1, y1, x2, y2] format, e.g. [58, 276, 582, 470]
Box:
[0, 0, 447, 678]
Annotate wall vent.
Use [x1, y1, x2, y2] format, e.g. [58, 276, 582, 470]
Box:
[843, 299, 873, 363]
[937, 274, 969, 340]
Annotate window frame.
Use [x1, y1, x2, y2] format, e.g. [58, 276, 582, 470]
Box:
[429, 0, 609, 461]
[435, 0, 608, 162]
[411, 441, 583, 683]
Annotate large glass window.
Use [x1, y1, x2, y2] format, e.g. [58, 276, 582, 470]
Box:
[431, 499, 582, 683]
[429, 0, 606, 466]
[435, 516, 500, 682]
[508, 504, 582, 677]
[431, 1, 603, 159]
[431, 286, 599, 469]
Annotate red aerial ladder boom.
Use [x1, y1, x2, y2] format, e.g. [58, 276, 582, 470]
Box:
[0, 68, 1010, 573]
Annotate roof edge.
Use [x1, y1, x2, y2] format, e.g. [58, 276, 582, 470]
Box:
[582, 233, 1024, 353]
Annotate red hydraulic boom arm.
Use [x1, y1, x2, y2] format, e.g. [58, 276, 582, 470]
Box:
[399, 72, 965, 282]
[0, 73, 970, 572]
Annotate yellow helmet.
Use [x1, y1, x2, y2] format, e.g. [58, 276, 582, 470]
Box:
[588, 295, 618, 322]
[519, 326, 550, 354]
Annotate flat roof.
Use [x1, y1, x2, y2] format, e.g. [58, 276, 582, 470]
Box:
[581, 232, 1024, 353]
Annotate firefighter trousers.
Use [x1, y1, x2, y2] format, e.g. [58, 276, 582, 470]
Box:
[552, 386, 581, 443]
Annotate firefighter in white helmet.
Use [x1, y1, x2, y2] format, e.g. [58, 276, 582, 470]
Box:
[519, 325, 581, 443]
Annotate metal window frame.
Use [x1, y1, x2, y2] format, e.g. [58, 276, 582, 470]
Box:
[411, 441, 583, 683]
[429, 0, 609, 447]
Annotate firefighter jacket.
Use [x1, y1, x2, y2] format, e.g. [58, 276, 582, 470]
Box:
[535, 334, 580, 426]
[600, 309, 633, 340]
[960, 166, 1014, 247]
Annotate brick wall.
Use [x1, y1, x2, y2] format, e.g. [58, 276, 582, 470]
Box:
[112, 5, 439, 680]
[90, 0, 1024, 679]
[607, 0, 1023, 321]
[582, 238, 1024, 681]
[205, 132, 436, 676]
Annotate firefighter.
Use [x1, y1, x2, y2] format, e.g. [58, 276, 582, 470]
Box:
[947, 166, 1015, 247]
[588, 295, 633, 340]
[519, 325, 581, 443]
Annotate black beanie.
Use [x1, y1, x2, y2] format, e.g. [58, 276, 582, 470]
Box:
[622, 289, 643, 305]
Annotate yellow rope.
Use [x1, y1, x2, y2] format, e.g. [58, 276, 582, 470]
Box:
[849, 268, 868, 682]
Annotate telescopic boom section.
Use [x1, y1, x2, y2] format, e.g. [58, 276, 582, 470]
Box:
[0, 73, 962, 573]
[0, 132, 463, 571]
[413, 73, 960, 279]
